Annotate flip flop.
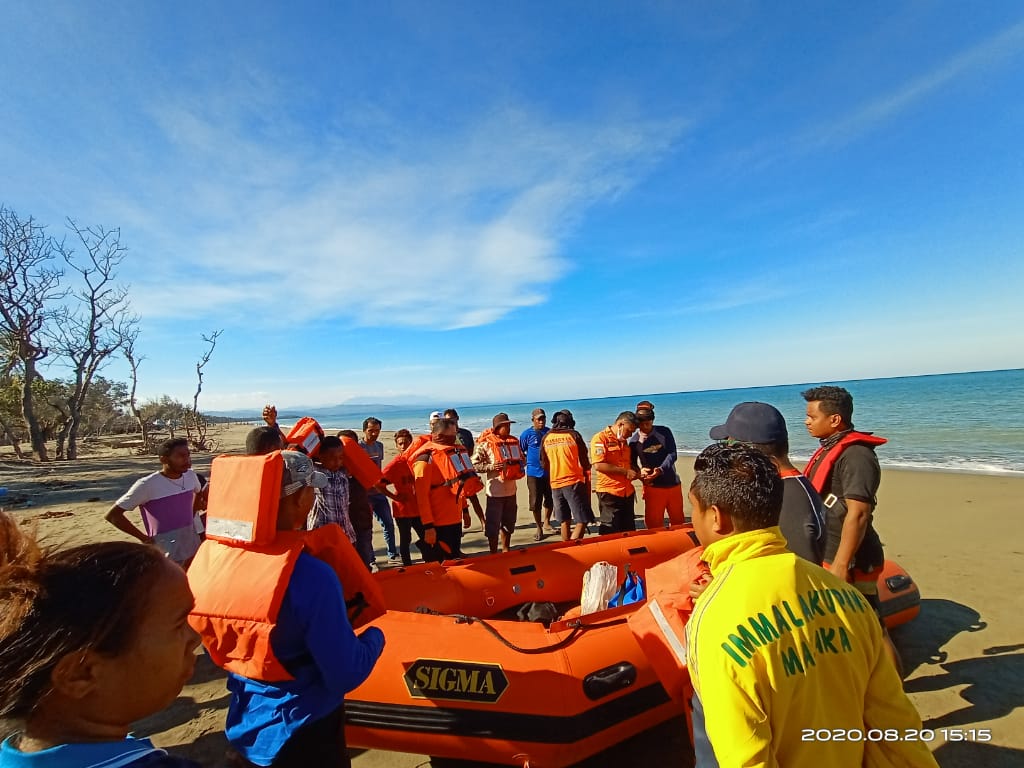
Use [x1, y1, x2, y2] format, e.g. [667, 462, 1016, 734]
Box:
[533, 531, 544, 542]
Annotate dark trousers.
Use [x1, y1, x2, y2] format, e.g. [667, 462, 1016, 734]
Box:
[425, 522, 464, 562]
[354, 528, 374, 570]
[527, 475, 553, 518]
[273, 704, 348, 768]
[395, 516, 425, 565]
[597, 492, 636, 534]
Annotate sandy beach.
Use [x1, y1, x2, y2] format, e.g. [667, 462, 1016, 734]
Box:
[2, 422, 1022, 767]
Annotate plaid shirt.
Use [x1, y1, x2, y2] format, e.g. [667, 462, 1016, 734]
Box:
[308, 467, 356, 543]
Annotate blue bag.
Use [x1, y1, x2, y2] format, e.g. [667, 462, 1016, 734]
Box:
[608, 570, 645, 608]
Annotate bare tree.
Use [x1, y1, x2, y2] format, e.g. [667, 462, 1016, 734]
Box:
[122, 327, 150, 452]
[0, 206, 65, 461]
[183, 330, 222, 452]
[45, 221, 138, 460]
[0, 354, 25, 459]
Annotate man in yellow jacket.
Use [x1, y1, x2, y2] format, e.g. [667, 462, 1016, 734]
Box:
[686, 443, 936, 767]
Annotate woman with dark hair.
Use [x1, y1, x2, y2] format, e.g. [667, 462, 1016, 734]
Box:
[0, 513, 201, 767]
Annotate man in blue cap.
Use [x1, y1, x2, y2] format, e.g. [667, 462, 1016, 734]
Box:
[709, 402, 824, 563]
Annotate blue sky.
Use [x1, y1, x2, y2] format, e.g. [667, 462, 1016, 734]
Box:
[3, 2, 1023, 410]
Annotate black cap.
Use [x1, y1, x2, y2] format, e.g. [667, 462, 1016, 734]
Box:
[709, 402, 788, 444]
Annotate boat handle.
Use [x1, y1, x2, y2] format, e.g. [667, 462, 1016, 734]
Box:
[583, 661, 637, 700]
[885, 574, 913, 592]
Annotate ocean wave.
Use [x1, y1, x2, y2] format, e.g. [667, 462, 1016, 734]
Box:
[675, 449, 1024, 476]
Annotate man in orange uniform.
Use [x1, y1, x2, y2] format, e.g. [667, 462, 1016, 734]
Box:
[412, 417, 479, 560]
[540, 409, 592, 540]
[589, 411, 640, 534]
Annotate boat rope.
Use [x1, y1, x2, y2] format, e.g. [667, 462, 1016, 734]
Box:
[411, 607, 628, 654]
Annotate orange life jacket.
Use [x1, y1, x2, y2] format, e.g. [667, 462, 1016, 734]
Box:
[339, 435, 383, 490]
[400, 434, 433, 460]
[382, 454, 419, 519]
[409, 440, 485, 499]
[284, 417, 325, 458]
[188, 452, 385, 682]
[626, 546, 707, 707]
[803, 431, 887, 495]
[478, 428, 526, 481]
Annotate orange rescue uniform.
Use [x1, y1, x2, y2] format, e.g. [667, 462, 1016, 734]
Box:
[590, 426, 636, 497]
[541, 430, 589, 488]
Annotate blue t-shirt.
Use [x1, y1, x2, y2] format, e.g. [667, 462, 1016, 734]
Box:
[0, 737, 197, 768]
[519, 427, 550, 478]
[224, 553, 385, 766]
[628, 425, 681, 487]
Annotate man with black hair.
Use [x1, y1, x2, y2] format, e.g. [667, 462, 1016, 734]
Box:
[629, 400, 685, 529]
[246, 425, 284, 455]
[590, 411, 640, 534]
[685, 443, 935, 768]
[801, 386, 887, 599]
[520, 408, 555, 540]
[540, 409, 592, 541]
[709, 402, 824, 563]
[106, 437, 203, 566]
[360, 417, 399, 563]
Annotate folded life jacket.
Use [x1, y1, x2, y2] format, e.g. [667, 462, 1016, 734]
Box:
[479, 428, 526, 481]
[410, 440, 485, 499]
[339, 434, 383, 490]
[803, 431, 887, 495]
[189, 452, 385, 682]
[626, 546, 707, 707]
[284, 417, 326, 458]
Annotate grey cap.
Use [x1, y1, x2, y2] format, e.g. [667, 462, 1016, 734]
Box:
[281, 450, 328, 497]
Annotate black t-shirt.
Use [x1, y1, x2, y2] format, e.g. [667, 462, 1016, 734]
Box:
[780, 474, 826, 564]
[819, 443, 884, 568]
[456, 427, 475, 454]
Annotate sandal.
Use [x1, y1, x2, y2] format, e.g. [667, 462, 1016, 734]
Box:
[533, 531, 544, 542]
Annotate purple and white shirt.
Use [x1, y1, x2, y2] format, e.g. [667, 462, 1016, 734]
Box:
[116, 470, 201, 536]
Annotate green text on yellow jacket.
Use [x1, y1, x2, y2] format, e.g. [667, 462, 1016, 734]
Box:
[686, 527, 937, 768]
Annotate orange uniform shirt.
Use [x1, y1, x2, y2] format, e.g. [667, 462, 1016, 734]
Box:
[590, 426, 635, 497]
[541, 430, 588, 489]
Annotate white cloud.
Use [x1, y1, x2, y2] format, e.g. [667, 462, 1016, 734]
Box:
[805, 18, 1024, 149]
[120, 94, 687, 330]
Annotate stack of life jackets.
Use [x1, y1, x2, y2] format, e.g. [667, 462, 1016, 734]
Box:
[187, 450, 385, 682]
[477, 427, 526, 482]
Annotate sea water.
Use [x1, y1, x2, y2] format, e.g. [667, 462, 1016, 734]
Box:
[287, 369, 1024, 476]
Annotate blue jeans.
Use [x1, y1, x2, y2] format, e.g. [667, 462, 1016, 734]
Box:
[368, 493, 398, 559]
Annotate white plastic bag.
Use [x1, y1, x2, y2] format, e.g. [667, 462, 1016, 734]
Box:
[581, 561, 620, 615]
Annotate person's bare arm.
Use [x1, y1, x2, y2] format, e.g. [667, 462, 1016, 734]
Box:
[828, 499, 871, 580]
[105, 505, 153, 544]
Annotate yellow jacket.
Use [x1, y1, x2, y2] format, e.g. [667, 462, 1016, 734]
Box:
[686, 527, 937, 767]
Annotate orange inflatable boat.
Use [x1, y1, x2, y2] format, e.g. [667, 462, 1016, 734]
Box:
[344, 525, 923, 767]
[345, 527, 699, 768]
